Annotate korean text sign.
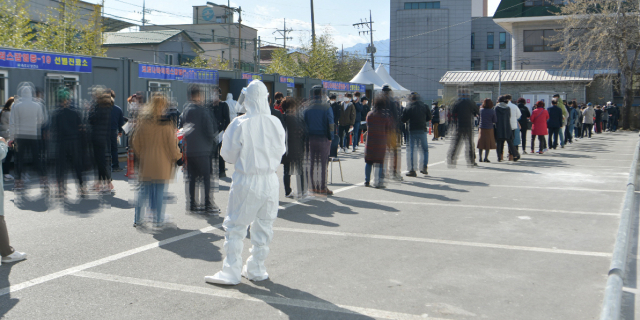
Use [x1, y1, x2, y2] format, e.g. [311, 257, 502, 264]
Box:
[279, 76, 294, 88]
[322, 81, 365, 92]
[242, 73, 262, 84]
[0, 49, 91, 73]
[139, 64, 219, 85]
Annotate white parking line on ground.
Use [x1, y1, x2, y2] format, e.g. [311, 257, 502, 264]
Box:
[0, 224, 220, 297]
[334, 199, 619, 216]
[72, 271, 440, 320]
[273, 227, 613, 258]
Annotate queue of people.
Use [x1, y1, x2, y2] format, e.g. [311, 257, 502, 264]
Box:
[0, 78, 625, 285]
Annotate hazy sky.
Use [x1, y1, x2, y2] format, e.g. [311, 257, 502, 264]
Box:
[88, 0, 502, 49]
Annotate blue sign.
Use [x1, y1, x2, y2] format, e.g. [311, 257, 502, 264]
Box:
[322, 81, 366, 92]
[0, 49, 91, 73]
[279, 76, 295, 88]
[139, 64, 219, 85]
[202, 7, 215, 21]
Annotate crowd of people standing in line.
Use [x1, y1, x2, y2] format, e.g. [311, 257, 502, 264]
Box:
[0, 78, 625, 284]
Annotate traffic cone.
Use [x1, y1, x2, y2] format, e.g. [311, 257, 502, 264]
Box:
[125, 149, 135, 178]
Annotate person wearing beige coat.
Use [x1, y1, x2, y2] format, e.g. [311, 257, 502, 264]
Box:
[131, 93, 182, 227]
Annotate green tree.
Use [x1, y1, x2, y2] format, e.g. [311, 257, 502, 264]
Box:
[182, 53, 230, 71]
[265, 48, 300, 76]
[552, 0, 640, 129]
[34, 0, 105, 56]
[0, 0, 36, 49]
[266, 30, 362, 81]
[334, 51, 365, 82]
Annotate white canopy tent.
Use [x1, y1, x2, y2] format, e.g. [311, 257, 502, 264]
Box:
[375, 65, 411, 97]
[350, 61, 385, 90]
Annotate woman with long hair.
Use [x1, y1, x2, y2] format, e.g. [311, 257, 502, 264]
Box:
[132, 93, 182, 228]
[0, 98, 14, 180]
[476, 98, 497, 163]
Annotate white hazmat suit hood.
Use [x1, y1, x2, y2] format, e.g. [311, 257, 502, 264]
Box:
[205, 80, 286, 286]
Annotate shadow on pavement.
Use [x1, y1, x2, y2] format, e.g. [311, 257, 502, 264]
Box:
[331, 197, 400, 212]
[406, 181, 469, 193]
[278, 199, 361, 227]
[422, 176, 489, 187]
[475, 166, 540, 175]
[154, 229, 223, 262]
[62, 197, 103, 216]
[0, 262, 23, 318]
[229, 279, 376, 319]
[384, 187, 459, 202]
[12, 194, 48, 212]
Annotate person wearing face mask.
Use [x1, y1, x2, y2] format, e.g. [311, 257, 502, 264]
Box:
[181, 85, 218, 215]
[337, 93, 356, 153]
[204, 80, 286, 286]
[208, 88, 230, 178]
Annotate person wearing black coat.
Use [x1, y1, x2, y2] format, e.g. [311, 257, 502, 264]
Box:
[495, 97, 519, 162]
[431, 103, 440, 140]
[51, 89, 85, 197]
[447, 91, 480, 167]
[208, 90, 231, 178]
[546, 99, 563, 149]
[329, 95, 342, 158]
[88, 90, 114, 193]
[401, 93, 432, 176]
[516, 98, 531, 153]
[181, 86, 218, 214]
[281, 98, 307, 198]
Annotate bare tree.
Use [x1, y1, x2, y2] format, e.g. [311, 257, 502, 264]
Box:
[552, 0, 640, 129]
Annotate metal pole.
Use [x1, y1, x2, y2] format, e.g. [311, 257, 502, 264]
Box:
[369, 10, 375, 67]
[227, 0, 232, 70]
[284, 19, 287, 50]
[237, 7, 242, 71]
[254, 37, 258, 72]
[498, 50, 502, 96]
[310, 0, 316, 46]
[599, 139, 640, 320]
[257, 36, 261, 73]
[142, 0, 146, 26]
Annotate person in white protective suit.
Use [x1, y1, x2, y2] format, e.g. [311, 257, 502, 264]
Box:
[225, 93, 237, 122]
[204, 80, 286, 285]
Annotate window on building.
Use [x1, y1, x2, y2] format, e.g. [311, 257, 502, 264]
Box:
[499, 32, 507, 49]
[523, 29, 560, 52]
[404, 1, 440, 9]
[165, 54, 174, 65]
[487, 61, 494, 70]
[501, 60, 507, 70]
[471, 61, 475, 70]
[524, 0, 564, 6]
[471, 32, 475, 49]
[487, 32, 494, 49]
[149, 81, 171, 94]
[199, 38, 212, 42]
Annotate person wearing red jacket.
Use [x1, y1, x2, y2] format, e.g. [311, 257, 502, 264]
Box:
[530, 101, 550, 154]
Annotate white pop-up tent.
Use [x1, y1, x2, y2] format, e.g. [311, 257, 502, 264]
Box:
[350, 61, 385, 90]
[375, 65, 411, 97]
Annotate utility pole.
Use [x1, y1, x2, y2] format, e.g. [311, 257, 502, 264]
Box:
[310, 0, 316, 47]
[237, 6, 242, 71]
[353, 10, 376, 67]
[227, 0, 232, 69]
[254, 38, 258, 72]
[274, 19, 293, 50]
[142, 0, 149, 26]
[498, 50, 502, 96]
[257, 36, 261, 73]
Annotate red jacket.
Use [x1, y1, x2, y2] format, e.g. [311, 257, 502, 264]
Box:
[530, 107, 549, 136]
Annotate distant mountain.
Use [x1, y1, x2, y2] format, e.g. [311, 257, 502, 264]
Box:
[342, 39, 390, 71]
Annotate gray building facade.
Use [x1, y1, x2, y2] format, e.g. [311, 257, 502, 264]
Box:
[390, 1, 511, 102]
[471, 17, 512, 72]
